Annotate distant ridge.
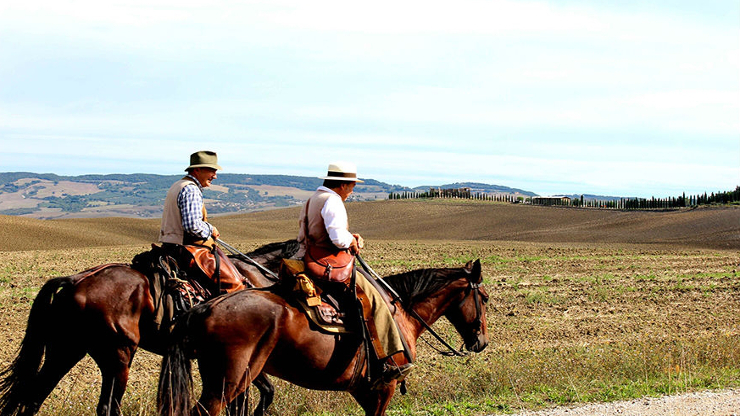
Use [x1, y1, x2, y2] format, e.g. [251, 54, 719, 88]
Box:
[413, 182, 537, 197]
[0, 172, 537, 219]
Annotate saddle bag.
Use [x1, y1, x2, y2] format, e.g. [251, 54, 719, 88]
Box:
[305, 245, 355, 283]
[280, 259, 351, 329]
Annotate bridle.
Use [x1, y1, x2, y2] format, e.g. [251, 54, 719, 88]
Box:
[416, 278, 486, 357]
[357, 255, 486, 358]
[459, 280, 485, 337]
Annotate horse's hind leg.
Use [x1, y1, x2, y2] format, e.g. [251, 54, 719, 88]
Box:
[226, 373, 274, 416]
[23, 343, 87, 415]
[227, 390, 249, 416]
[90, 345, 137, 416]
[196, 347, 270, 416]
[251, 373, 274, 416]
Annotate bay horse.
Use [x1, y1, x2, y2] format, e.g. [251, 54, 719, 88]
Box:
[0, 240, 298, 416]
[158, 259, 489, 416]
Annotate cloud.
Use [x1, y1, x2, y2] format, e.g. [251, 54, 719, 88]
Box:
[0, 0, 737, 198]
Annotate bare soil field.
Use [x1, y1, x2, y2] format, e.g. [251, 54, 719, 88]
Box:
[2, 200, 737, 251]
[0, 200, 738, 415]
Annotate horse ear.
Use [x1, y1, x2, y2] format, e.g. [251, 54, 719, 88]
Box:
[470, 259, 482, 283]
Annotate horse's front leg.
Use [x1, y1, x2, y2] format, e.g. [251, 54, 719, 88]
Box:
[351, 382, 396, 416]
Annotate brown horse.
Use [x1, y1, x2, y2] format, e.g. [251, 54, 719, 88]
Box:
[0, 240, 298, 416]
[158, 259, 489, 416]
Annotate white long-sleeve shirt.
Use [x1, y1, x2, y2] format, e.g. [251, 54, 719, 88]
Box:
[316, 186, 355, 249]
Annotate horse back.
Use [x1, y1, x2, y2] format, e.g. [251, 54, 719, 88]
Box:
[58, 265, 155, 343]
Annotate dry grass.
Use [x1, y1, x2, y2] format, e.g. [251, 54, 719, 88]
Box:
[0, 200, 739, 415]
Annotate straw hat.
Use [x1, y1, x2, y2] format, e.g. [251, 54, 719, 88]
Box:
[186, 150, 222, 171]
[320, 162, 364, 183]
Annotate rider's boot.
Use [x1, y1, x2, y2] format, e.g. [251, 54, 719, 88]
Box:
[376, 352, 414, 386]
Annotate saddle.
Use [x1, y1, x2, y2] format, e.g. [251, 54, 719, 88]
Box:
[279, 259, 366, 334]
[132, 244, 217, 334]
[181, 244, 246, 294]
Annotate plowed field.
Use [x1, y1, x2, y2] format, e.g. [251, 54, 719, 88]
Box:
[0, 200, 738, 415]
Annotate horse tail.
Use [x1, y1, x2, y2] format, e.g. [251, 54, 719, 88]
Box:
[0, 276, 76, 416]
[157, 315, 195, 416]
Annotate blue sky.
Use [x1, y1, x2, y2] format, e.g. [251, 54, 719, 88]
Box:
[1, 1, 738, 198]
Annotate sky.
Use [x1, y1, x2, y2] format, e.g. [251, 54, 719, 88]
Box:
[1, 1, 738, 198]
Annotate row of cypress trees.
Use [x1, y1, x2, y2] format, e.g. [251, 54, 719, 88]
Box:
[388, 186, 740, 210]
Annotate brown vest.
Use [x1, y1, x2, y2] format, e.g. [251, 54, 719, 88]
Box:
[297, 190, 344, 253]
[159, 177, 208, 245]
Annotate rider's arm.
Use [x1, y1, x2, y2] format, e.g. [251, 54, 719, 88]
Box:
[177, 184, 214, 240]
[321, 195, 355, 249]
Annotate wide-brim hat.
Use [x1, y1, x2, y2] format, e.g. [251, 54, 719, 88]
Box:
[186, 150, 222, 171]
[320, 162, 364, 183]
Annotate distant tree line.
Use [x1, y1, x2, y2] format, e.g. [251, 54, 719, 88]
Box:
[389, 186, 740, 210]
[389, 188, 520, 203]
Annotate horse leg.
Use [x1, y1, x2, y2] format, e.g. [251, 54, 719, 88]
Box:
[20, 343, 87, 416]
[196, 368, 252, 416]
[90, 345, 137, 416]
[196, 347, 271, 416]
[351, 384, 395, 416]
[225, 373, 273, 416]
[227, 391, 249, 416]
[228, 374, 274, 416]
[228, 373, 275, 416]
[251, 373, 274, 416]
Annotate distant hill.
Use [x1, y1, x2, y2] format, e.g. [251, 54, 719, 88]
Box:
[0, 172, 538, 219]
[558, 194, 625, 201]
[412, 182, 536, 197]
[1, 199, 738, 251]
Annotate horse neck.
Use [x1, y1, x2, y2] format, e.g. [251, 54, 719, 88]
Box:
[406, 286, 458, 331]
[387, 268, 466, 337]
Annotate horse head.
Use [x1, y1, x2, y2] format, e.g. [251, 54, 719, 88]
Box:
[443, 259, 489, 353]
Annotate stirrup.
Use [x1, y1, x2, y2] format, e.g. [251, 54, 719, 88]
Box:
[372, 362, 414, 388]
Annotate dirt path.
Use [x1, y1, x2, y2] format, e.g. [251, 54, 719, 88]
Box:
[506, 389, 740, 416]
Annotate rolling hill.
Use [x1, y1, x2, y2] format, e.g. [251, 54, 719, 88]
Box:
[2, 199, 738, 252]
[0, 172, 535, 219]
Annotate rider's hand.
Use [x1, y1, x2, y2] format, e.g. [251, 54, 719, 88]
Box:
[210, 225, 220, 240]
[353, 234, 365, 250]
[349, 236, 362, 255]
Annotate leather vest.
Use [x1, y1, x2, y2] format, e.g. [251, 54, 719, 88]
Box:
[297, 190, 344, 253]
[159, 177, 208, 245]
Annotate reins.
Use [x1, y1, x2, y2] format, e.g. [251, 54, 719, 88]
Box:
[356, 254, 481, 358]
[216, 238, 281, 281]
[216, 241, 482, 358]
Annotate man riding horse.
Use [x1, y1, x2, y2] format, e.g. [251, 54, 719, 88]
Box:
[297, 162, 414, 386]
[158, 150, 246, 294]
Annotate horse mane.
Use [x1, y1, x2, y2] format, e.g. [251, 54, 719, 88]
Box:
[246, 239, 300, 258]
[382, 266, 464, 307]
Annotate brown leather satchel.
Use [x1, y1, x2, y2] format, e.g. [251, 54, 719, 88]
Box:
[305, 244, 355, 283]
[302, 198, 355, 282]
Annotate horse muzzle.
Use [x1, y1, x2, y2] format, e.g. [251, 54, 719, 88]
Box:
[466, 333, 489, 353]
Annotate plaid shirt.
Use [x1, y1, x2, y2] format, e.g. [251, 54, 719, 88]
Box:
[177, 175, 213, 240]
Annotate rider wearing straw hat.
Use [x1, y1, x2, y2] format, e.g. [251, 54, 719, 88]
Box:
[297, 162, 414, 385]
[159, 150, 245, 293]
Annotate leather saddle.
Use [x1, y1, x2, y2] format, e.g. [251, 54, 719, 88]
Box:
[279, 259, 366, 334]
[132, 244, 212, 334]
